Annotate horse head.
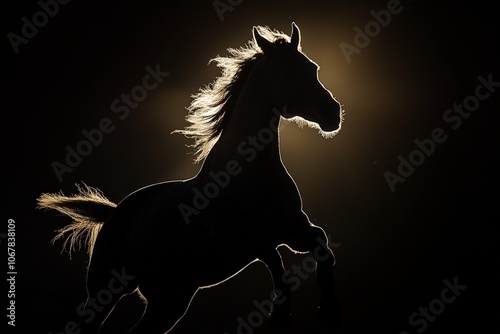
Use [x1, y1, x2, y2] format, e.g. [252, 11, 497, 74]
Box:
[253, 22, 344, 135]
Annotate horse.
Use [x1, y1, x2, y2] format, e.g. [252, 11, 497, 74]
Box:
[38, 22, 344, 334]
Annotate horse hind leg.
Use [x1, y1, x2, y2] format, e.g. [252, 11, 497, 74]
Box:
[127, 281, 198, 334]
[78, 263, 138, 334]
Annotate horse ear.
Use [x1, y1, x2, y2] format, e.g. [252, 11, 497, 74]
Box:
[290, 22, 301, 49]
[253, 27, 273, 54]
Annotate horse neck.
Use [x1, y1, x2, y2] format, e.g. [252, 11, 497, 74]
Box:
[200, 71, 283, 178]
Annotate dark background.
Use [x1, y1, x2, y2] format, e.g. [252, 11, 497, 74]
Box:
[3, 0, 498, 333]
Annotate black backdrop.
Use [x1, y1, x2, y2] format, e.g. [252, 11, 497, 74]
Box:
[3, 0, 499, 333]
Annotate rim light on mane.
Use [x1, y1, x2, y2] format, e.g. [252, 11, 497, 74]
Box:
[174, 26, 292, 163]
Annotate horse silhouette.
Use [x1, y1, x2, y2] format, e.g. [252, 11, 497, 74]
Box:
[38, 23, 344, 334]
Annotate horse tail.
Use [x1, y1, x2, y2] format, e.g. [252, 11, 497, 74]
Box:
[37, 184, 117, 258]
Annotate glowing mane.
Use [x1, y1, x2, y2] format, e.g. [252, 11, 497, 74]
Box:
[174, 26, 292, 163]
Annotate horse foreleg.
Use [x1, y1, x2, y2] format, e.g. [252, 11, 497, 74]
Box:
[259, 248, 292, 329]
[286, 222, 340, 327]
[311, 227, 340, 327]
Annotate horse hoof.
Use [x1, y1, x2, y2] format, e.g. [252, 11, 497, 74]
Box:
[270, 305, 292, 330]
